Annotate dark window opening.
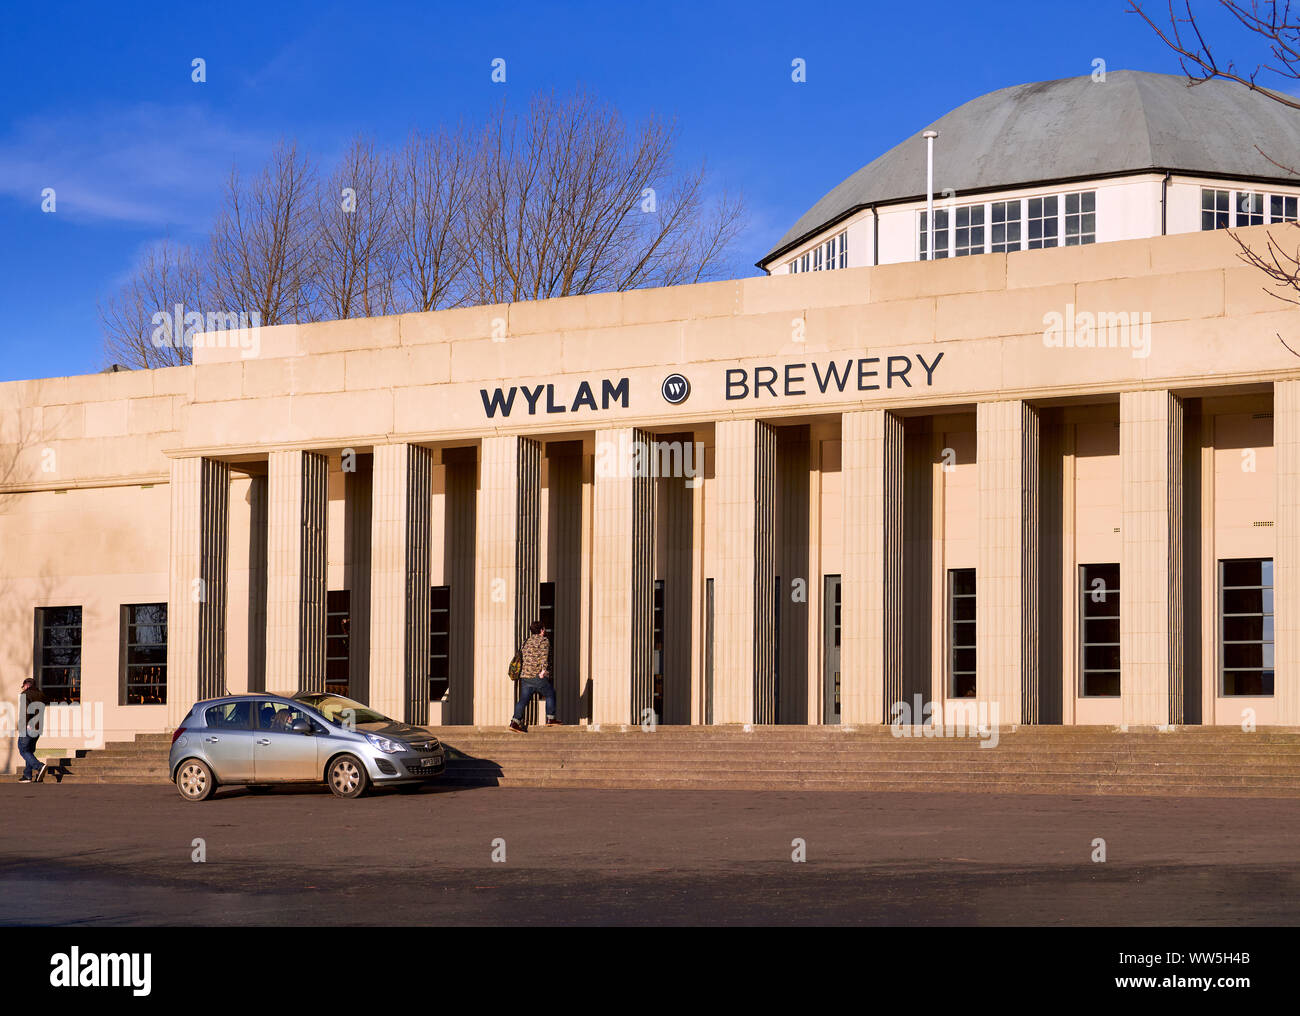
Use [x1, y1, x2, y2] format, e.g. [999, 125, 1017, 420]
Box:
[35, 605, 82, 704]
[652, 579, 664, 723]
[430, 585, 451, 701]
[1080, 564, 1120, 697]
[122, 602, 167, 705]
[326, 589, 350, 697]
[1220, 558, 1274, 696]
[949, 570, 976, 697]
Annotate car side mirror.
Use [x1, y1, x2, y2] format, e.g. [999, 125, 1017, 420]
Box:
[291, 718, 313, 734]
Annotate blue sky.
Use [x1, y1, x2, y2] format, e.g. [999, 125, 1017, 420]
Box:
[0, 0, 1210, 382]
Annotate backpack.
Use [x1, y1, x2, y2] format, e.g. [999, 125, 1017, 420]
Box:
[507, 647, 523, 681]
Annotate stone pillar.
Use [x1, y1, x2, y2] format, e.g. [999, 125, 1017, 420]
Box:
[472, 436, 540, 726]
[369, 443, 433, 723]
[591, 429, 654, 724]
[712, 420, 776, 724]
[245, 473, 268, 692]
[265, 450, 329, 694]
[344, 456, 372, 704]
[546, 441, 584, 724]
[167, 457, 229, 728]
[841, 410, 903, 724]
[442, 447, 478, 724]
[976, 400, 1040, 725]
[1119, 390, 1185, 726]
[1276, 381, 1300, 725]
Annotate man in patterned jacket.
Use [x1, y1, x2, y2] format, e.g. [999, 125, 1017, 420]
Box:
[509, 620, 563, 732]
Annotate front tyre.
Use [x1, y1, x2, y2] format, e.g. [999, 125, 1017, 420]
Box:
[327, 755, 370, 799]
[176, 759, 216, 802]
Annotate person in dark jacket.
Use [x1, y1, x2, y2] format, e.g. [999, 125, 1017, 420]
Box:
[16, 678, 48, 783]
[509, 620, 563, 732]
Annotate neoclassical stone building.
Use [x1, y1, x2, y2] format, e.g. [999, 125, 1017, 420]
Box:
[3, 72, 1299, 746]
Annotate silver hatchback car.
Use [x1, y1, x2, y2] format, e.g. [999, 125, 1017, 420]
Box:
[169, 692, 446, 801]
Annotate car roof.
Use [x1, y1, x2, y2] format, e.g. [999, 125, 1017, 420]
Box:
[194, 692, 302, 707]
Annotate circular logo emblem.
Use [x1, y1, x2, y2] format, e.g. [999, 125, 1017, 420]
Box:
[661, 373, 691, 405]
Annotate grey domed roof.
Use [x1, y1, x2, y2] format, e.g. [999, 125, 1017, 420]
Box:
[760, 70, 1300, 267]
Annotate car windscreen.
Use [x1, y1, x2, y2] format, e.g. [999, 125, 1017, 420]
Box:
[294, 694, 390, 726]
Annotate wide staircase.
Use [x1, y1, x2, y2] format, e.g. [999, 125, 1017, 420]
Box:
[23, 725, 1300, 797]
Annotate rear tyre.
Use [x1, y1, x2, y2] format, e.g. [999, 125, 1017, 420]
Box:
[176, 759, 216, 802]
[327, 755, 369, 799]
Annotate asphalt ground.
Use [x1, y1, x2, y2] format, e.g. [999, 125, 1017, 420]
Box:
[1, 781, 1298, 926]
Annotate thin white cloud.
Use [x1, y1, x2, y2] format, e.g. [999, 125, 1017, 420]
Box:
[0, 103, 271, 229]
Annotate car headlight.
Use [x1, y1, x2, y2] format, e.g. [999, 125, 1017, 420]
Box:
[365, 734, 408, 754]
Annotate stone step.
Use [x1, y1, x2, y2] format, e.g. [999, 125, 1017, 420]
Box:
[434, 775, 1300, 797]
[441, 759, 1300, 780]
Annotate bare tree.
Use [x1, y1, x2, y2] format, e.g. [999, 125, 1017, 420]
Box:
[102, 91, 749, 364]
[207, 139, 319, 326]
[462, 91, 746, 305]
[98, 237, 205, 368]
[315, 136, 399, 320]
[392, 127, 475, 312]
[1132, 1, 1300, 309]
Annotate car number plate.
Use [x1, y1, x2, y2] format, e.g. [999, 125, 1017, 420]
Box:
[421, 757, 439, 765]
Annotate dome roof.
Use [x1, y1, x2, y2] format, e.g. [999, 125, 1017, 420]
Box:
[761, 70, 1300, 267]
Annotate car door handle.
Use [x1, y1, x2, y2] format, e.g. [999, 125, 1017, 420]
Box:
[256, 738, 271, 745]
[205, 736, 219, 743]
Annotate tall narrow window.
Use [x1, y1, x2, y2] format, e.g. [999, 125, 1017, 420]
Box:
[430, 584, 451, 701]
[704, 578, 714, 725]
[954, 204, 985, 256]
[1237, 191, 1265, 226]
[919, 208, 949, 260]
[652, 579, 665, 721]
[823, 575, 841, 724]
[1027, 195, 1058, 249]
[35, 606, 82, 703]
[813, 245, 823, 271]
[801, 252, 810, 272]
[991, 200, 1022, 252]
[1220, 559, 1274, 696]
[837, 231, 847, 268]
[121, 603, 167, 705]
[1080, 564, 1120, 697]
[1064, 191, 1096, 244]
[1201, 188, 1231, 230]
[1270, 194, 1298, 223]
[326, 589, 350, 696]
[948, 569, 976, 697]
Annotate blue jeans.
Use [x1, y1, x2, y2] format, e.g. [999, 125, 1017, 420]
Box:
[17, 736, 41, 779]
[512, 678, 556, 724]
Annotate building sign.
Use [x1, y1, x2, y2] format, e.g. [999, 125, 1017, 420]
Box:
[724, 352, 944, 400]
[478, 352, 945, 419]
[480, 377, 630, 418]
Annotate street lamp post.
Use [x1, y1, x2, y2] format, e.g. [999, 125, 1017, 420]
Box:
[923, 130, 939, 261]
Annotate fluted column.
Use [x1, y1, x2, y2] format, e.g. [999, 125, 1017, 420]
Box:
[841, 410, 903, 724]
[369, 443, 433, 722]
[1276, 381, 1300, 725]
[711, 420, 776, 723]
[265, 450, 328, 694]
[166, 457, 229, 728]
[590, 429, 655, 724]
[472, 436, 540, 725]
[1118, 391, 1185, 725]
[976, 400, 1039, 725]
